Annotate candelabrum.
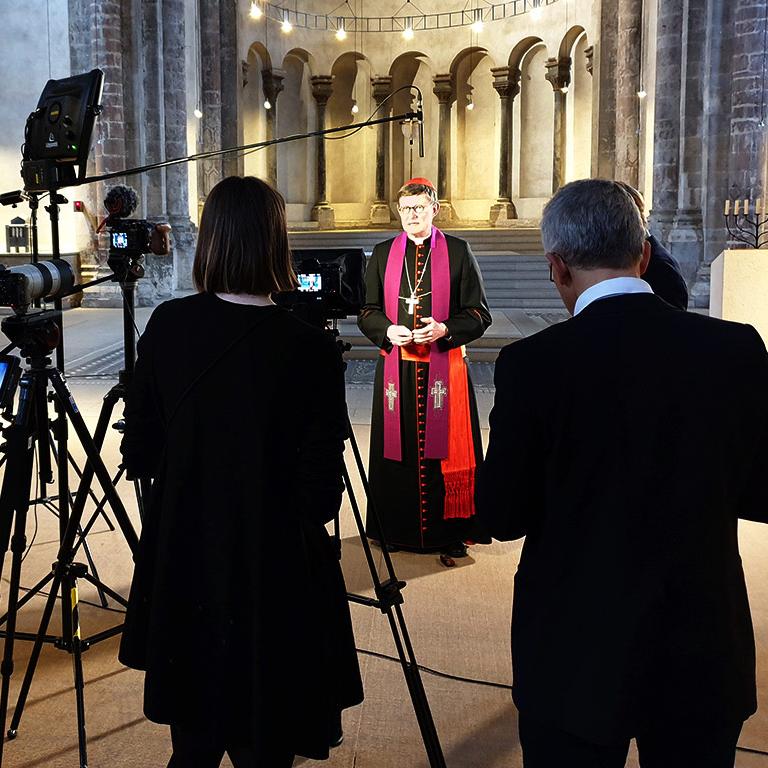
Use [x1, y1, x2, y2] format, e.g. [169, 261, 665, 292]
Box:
[723, 198, 768, 248]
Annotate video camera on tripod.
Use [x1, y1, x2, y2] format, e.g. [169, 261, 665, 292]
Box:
[102, 185, 171, 281]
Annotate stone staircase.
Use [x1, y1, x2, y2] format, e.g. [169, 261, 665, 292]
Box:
[288, 227, 563, 361]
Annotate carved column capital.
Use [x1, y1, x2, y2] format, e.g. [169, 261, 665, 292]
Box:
[432, 73, 455, 105]
[262, 68, 286, 104]
[490, 66, 522, 101]
[371, 75, 393, 105]
[310, 74, 335, 106]
[584, 46, 594, 77]
[545, 57, 572, 91]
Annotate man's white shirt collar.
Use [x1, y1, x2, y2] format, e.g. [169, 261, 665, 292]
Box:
[574, 277, 653, 316]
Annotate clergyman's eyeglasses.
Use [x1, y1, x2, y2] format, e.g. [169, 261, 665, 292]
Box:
[398, 205, 427, 215]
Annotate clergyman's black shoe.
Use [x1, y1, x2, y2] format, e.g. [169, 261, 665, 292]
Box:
[442, 542, 469, 558]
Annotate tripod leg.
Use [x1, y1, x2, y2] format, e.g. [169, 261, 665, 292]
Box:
[7, 570, 63, 738]
[0, 509, 30, 760]
[66, 567, 89, 768]
[340, 445, 447, 767]
[48, 371, 138, 554]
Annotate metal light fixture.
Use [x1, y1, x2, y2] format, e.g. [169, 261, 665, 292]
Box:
[264, 99, 272, 110]
[402, 17, 415, 39]
[281, 9, 293, 32]
[336, 18, 347, 40]
[249, 1, 263, 19]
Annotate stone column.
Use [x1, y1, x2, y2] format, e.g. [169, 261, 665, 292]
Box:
[310, 75, 335, 229]
[545, 57, 572, 193]
[198, 0, 223, 203]
[591, 0, 619, 178]
[669, 0, 707, 295]
[370, 76, 393, 224]
[262, 68, 286, 188]
[432, 74, 455, 223]
[490, 66, 521, 224]
[615, 0, 642, 186]
[650, 0, 684, 243]
[69, 0, 128, 307]
[219, 0, 239, 179]
[162, 0, 197, 292]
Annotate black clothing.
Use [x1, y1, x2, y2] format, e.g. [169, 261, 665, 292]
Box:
[167, 723, 295, 768]
[518, 711, 743, 768]
[358, 234, 491, 551]
[119, 292, 363, 760]
[643, 234, 688, 310]
[477, 293, 768, 744]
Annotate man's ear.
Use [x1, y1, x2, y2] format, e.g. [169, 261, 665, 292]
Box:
[639, 239, 651, 276]
[546, 252, 572, 287]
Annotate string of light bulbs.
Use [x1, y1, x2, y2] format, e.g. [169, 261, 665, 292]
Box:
[249, 0, 555, 37]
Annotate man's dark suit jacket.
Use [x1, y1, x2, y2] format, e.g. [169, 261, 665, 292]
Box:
[643, 234, 689, 310]
[477, 293, 768, 744]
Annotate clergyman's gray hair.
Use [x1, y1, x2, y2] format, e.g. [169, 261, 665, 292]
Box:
[541, 179, 646, 270]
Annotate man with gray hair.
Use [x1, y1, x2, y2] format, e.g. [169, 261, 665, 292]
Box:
[476, 179, 768, 767]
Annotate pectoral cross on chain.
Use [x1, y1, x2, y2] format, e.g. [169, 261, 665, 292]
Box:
[431, 380, 447, 410]
[400, 294, 419, 315]
[385, 382, 398, 412]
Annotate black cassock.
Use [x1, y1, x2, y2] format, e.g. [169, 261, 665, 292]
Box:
[358, 233, 492, 551]
[119, 293, 363, 760]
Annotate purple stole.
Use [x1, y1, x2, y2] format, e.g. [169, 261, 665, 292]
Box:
[382, 228, 450, 462]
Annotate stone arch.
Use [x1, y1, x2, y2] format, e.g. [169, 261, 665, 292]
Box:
[243, 42, 272, 179]
[559, 25, 586, 61]
[389, 52, 437, 190]
[566, 31, 592, 181]
[327, 51, 375, 218]
[278, 48, 317, 216]
[451, 47, 498, 211]
[509, 36, 544, 71]
[518, 42, 553, 200]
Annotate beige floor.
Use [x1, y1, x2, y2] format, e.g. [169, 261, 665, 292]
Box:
[0, 380, 766, 767]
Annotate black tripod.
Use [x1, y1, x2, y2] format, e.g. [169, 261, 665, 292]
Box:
[0, 311, 139, 768]
[329, 330, 447, 768]
[67, 259, 151, 547]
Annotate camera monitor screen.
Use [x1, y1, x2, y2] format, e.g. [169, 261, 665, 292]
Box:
[111, 232, 129, 249]
[0, 355, 21, 411]
[297, 273, 322, 292]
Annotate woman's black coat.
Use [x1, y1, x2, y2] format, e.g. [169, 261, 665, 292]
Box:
[118, 293, 363, 759]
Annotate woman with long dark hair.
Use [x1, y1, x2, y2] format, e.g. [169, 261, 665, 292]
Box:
[119, 176, 363, 767]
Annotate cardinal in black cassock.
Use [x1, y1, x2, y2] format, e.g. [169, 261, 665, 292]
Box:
[359, 178, 492, 557]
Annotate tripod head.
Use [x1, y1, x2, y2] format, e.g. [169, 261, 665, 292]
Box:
[1, 309, 61, 365]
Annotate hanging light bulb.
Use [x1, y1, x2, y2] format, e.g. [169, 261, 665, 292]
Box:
[471, 8, 483, 33]
[560, 85, 569, 94]
[466, 97, 474, 111]
[281, 10, 292, 33]
[637, 89, 647, 99]
[193, 106, 203, 119]
[402, 17, 414, 40]
[336, 17, 347, 40]
[530, 0, 543, 20]
[249, 1, 263, 19]
[264, 99, 272, 110]
[351, 100, 359, 115]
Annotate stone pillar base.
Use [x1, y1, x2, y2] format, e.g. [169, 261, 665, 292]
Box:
[311, 204, 335, 230]
[435, 200, 455, 225]
[689, 262, 710, 309]
[80, 263, 124, 308]
[169, 218, 198, 292]
[369, 202, 392, 225]
[490, 200, 518, 225]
